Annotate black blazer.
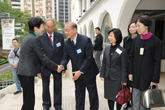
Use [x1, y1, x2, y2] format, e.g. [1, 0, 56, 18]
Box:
[129, 35, 161, 91]
[17, 33, 58, 77]
[38, 31, 64, 76]
[93, 34, 103, 51]
[100, 45, 127, 83]
[61, 34, 99, 81]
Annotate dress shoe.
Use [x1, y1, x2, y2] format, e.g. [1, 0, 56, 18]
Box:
[14, 91, 22, 95]
[55, 108, 63, 110]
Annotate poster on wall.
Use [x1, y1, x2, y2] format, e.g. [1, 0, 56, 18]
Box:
[1, 19, 15, 50]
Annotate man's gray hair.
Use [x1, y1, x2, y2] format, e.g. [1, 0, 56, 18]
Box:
[44, 18, 56, 25]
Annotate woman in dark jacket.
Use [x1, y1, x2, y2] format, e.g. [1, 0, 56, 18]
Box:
[123, 21, 138, 109]
[129, 15, 161, 110]
[100, 28, 127, 110]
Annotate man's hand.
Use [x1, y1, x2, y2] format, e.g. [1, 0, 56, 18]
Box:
[128, 74, 133, 81]
[13, 64, 17, 68]
[72, 71, 82, 81]
[37, 73, 41, 79]
[57, 65, 63, 73]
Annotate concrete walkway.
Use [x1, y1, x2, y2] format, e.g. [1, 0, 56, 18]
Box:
[0, 62, 165, 110]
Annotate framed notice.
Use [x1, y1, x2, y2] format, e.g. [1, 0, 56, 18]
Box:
[1, 19, 15, 50]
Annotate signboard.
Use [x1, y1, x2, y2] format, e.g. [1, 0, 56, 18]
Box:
[1, 19, 15, 50]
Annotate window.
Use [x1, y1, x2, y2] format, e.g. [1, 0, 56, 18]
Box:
[46, 7, 48, 10]
[36, 0, 38, 2]
[50, 7, 52, 10]
[101, 13, 112, 44]
[40, 6, 43, 8]
[29, 10, 31, 13]
[36, 5, 38, 8]
[24, 0, 27, 2]
[36, 10, 38, 13]
[28, 4, 31, 7]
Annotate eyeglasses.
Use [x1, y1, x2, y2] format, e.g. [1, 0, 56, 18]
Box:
[64, 29, 71, 33]
[45, 26, 54, 29]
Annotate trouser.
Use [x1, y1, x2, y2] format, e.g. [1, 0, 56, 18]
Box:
[93, 51, 102, 70]
[18, 75, 35, 110]
[132, 88, 150, 110]
[75, 77, 99, 110]
[42, 72, 62, 109]
[12, 68, 21, 91]
[108, 100, 122, 110]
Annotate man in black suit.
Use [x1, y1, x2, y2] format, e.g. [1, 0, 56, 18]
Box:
[61, 21, 99, 110]
[17, 17, 63, 110]
[38, 19, 64, 110]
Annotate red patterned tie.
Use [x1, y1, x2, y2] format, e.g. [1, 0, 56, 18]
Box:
[49, 35, 53, 44]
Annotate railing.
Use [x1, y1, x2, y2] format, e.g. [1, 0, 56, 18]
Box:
[0, 64, 14, 90]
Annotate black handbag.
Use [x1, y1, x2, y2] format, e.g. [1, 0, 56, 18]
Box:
[142, 85, 165, 108]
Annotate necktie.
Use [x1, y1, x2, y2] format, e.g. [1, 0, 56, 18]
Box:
[49, 35, 53, 45]
[72, 40, 76, 55]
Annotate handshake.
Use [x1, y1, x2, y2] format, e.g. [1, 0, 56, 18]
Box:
[57, 65, 64, 73]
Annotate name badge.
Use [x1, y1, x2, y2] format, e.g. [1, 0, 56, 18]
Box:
[140, 48, 144, 55]
[14, 60, 17, 64]
[77, 49, 82, 54]
[116, 48, 122, 55]
[56, 42, 61, 47]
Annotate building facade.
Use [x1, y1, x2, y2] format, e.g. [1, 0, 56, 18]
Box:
[71, 0, 165, 72]
[55, 0, 69, 23]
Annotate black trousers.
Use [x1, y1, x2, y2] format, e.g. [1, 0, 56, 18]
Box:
[41, 72, 62, 109]
[18, 75, 35, 110]
[108, 100, 122, 110]
[75, 77, 99, 110]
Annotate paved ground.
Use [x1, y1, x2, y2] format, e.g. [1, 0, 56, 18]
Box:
[0, 62, 165, 110]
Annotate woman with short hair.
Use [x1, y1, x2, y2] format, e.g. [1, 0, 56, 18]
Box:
[100, 28, 127, 110]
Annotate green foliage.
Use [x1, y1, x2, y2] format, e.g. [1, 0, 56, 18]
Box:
[0, 2, 31, 44]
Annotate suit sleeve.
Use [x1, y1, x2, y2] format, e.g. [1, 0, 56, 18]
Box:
[79, 38, 94, 74]
[100, 48, 106, 77]
[152, 39, 161, 83]
[93, 35, 103, 50]
[33, 38, 58, 71]
[121, 49, 127, 83]
[60, 42, 70, 70]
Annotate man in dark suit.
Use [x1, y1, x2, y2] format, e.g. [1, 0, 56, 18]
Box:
[60, 21, 99, 110]
[17, 17, 62, 110]
[38, 19, 64, 110]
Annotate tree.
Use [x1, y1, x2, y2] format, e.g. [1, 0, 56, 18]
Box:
[0, 2, 31, 46]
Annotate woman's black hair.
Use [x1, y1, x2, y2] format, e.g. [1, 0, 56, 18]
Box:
[135, 15, 152, 32]
[127, 21, 138, 35]
[108, 28, 122, 45]
[28, 17, 44, 33]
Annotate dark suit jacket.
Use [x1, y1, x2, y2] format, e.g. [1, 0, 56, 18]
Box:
[93, 34, 103, 51]
[60, 34, 99, 81]
[17, 33, 58, 77]
[38, 31, 64, 76]
[100, 45, 127, 83]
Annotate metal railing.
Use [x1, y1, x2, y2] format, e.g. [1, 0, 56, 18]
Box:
[0, 63, 14, 90]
